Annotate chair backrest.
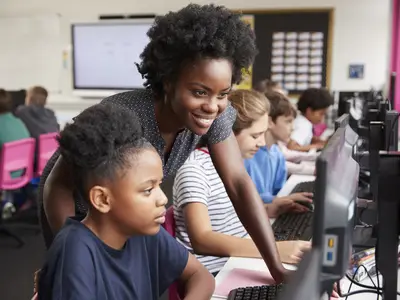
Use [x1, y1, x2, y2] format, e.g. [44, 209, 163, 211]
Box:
[162, 206, 181, 300]
[37, 132, 58, 177]
[0, 138, 36, 190]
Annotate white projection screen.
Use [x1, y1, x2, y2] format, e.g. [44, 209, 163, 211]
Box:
[71, 20, 153, 93]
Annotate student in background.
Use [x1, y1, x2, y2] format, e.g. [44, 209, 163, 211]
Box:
[288, 88, 334, 152]
[173, 90, 310, 275]
[245, 91, 313, 208]
[37, 104, 214, 300]
[253, 79, 287, 95]
[0, 89, 30, 150]
[15, 86, 59, 139]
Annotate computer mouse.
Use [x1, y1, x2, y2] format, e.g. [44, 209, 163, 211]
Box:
[295, 200, 314, 212]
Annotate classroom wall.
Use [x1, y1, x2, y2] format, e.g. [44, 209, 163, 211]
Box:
[1, 0, 391, 117]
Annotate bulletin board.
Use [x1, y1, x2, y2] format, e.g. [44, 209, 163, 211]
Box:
[240, 9, 333, 95]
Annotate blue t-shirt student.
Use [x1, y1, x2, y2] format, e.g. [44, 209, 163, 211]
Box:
[38, 218, 189, 300]
[244, 145, 287, 204]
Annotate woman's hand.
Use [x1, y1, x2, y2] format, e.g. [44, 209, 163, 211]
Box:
[276, 240, 311, 264]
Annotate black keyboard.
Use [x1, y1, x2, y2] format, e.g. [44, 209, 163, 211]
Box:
[290, 181, 315, 193]
[227, 285, 284, 300]
[272, 212, 313, 241]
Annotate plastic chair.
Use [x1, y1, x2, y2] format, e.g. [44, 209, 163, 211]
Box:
[36, 132, 58, 177]
[0, 138, 37, 247]
[162, 206, 181, 300]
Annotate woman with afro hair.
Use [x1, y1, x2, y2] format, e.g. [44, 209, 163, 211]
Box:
[40, 4, 288, 283]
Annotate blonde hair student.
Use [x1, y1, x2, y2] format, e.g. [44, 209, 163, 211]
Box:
[173, 89, 310, 275]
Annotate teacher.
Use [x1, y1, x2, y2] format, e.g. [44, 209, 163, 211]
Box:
[39, 4, 286, 283]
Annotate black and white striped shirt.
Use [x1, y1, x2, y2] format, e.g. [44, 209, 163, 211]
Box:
[173, 148, 248, 273]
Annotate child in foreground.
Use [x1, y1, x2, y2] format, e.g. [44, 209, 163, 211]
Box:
[173, 90, 310, 275]
[37, 104, 214, 300]
[245, 91, 313, 209]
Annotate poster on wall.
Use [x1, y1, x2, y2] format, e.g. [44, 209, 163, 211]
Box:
[270, 31, 324, 93]
[235, 15, 254, 90]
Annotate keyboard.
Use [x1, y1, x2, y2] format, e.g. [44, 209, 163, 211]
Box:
[272, 212, 313, 241]
[290, 180, 315, 194]
[227, 285, 285, 300]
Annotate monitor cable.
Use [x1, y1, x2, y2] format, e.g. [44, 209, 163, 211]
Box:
[337, 264, 400, 299]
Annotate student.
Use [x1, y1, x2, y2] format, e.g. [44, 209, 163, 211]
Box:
[39, 4, 287, 282]
[0, 89, 30, 149]
[288, 88, 334, 152]
[244, 91, 313, 209]
[15, 86, 59, 140]
[37, 104, 214, 300]
[173, 90, 310, 275]
[253, 79, 287, 95]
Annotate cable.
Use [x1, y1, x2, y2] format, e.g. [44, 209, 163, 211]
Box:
[341, 263, 400, 298]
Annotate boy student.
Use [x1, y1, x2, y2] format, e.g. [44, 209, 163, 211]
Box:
[173, 90, 310, 275]
[288, 88, 334, 152]
[37, 104, 214, 300]
[244, 91, 313, 211]
[15, 86, 59, 140]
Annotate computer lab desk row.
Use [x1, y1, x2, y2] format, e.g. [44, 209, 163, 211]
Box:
[211, 174, 400, 300]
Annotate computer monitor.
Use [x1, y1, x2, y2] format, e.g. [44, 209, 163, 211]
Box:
[277, 249, 321, 300]
[334, 113, 349, 130]
[317, 125, 360, 284]
[375, 152, 400, 300]
[280, 125, 359, 297]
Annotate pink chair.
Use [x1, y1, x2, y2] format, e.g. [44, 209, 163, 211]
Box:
[0, 138, 36, 247]
[163, 207, 182, 300]
[36, 132, 59, 177]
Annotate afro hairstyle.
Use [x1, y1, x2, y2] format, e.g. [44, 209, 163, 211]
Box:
[136, 4, 258, 97]
[297, 88, 334, 114]
[58, 103, 152, 196]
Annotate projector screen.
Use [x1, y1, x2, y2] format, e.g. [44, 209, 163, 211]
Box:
[71, 21, 153, 91]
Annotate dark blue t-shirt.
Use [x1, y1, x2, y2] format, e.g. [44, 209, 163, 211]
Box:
[38, 218, 189, 300]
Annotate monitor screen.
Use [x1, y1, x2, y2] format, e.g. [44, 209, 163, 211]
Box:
[316, 125, 359, 279]
[71, 21, 153, 90]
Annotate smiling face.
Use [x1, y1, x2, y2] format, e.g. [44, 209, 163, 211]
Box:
[235, 113, 269, 159]
[166, 58, 233, 136]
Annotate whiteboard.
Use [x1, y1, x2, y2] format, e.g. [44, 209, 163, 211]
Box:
[0, 15, 62, 92]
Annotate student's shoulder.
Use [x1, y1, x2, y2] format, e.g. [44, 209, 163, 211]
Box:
[177, 149, 213, 176]
[50, 219, 98, 256]
[294, 115, 313, 129]
[100, 89, 154, 111]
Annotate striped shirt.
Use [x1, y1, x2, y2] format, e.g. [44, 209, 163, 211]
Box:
[173, 148, 248, 273]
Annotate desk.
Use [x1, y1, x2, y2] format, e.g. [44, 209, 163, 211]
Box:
[212, 174, 400, 299]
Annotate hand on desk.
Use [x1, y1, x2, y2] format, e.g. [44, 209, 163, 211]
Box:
[269, 193, 313, 217]
[276, 240, 311, 265]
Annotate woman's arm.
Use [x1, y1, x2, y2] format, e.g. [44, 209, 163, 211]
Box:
[43, 155, 75, 235]
[179, 253, 215, 300]
[208, 134, 286, 283]
[184, 203, 261, 258]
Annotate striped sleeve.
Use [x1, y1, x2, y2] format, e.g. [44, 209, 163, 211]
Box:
[173, 162, 211, 208]
[206, 104, 237, 145]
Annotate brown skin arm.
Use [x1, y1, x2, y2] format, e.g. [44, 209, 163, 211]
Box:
[179, 253, 215, 300]
[208, 134, 286, 283]
[43, 155, 76, 235]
